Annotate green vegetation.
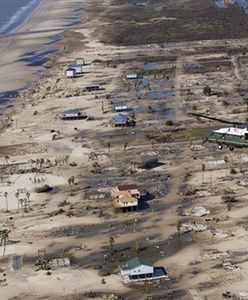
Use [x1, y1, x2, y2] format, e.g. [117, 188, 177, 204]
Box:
[185, 127, 206, 140]
[203, 85, 212, 96]
[61, 31, 85, 54]
[35, 184, 52, 193]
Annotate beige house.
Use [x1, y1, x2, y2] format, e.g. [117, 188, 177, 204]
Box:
[112, 191, 139, 212]
[112, 184, 140, 199]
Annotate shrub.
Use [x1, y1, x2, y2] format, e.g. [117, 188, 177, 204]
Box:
[35, 184, 52, 193]
[166, 120, 174, 126]
[203, 85, 212, 95]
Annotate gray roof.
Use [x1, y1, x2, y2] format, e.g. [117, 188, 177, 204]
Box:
[112, 114, 129, 123]
[122, 257, 152, 270]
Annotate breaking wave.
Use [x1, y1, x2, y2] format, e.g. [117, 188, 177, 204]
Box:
[0, 0, 41, 35]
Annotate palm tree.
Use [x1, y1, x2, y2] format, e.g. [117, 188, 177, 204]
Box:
[4, 192, 8, 211]
[19, 199, 24, 217]
[201, 163, 206, 184]
[177, 220, 182, 246]
[68, 176, 75, 195]
[26, 192, 31, 210]
[15, 191, 20, 210]
[109, 236, 115, 256]
[4, 155, 9, 165]
[0, 229, 9, 256]
[177, 220, 182, 236]
[123, 141, 128, 152]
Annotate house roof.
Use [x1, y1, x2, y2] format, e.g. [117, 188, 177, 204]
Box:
[121, 257, 152, 270]
[62, 109, 81, 115]
[112, 191, 137, 202]
[118, 184, 138, 191]
[66, 68, 76, 72]
[112, 114, 129, 123]
[68, 64, 82, 68]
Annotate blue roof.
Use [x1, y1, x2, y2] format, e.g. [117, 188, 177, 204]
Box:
[122, 257, 152, 270]
[63, 109, 81, 115]
[112, 114, 129, 122]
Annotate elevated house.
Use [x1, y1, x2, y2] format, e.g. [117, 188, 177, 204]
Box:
[65, 68, 76, 78]
[111, 114, 136, 127]
[59, 109, 87, 120]
[75, 58, 85, 65]
[112, 184, 140, 199]
[68, 64, 83, 74]
[120, 257, 168, 283]
[113, 103, 132, 113]
[112, 191, 138, 212]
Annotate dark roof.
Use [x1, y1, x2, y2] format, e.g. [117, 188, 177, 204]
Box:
[122, 257, 152, 270]
[112, 114, 129, 123]
[118, 184, 138, 191]
[133, 155, 158, 164]
[62, 109, 81, 115]
[66, 68, 76, 72]
[68, 64, 82, 68]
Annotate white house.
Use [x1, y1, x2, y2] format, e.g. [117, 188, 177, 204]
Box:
[68, 64, 83, 74]
[65, 68, 76, 78]
[120, 257, 168, 283]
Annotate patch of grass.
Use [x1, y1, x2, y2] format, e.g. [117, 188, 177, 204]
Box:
[60, 30, 85, 54]
[185, 127, 206, 140]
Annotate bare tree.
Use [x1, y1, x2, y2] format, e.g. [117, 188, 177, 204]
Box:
[4, 192, 9, 211]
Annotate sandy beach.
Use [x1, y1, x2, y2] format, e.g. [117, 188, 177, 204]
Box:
[2, 0, 248, 299]
[0, 0, 82, 96]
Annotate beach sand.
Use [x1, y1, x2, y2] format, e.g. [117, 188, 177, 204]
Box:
[0, 0, 81, 95]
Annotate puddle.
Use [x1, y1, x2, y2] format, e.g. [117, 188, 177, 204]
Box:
[17, 49, 57, 67]
[136, 90, 175, 100]
[184, 63, 201, 69]
[144, 61, 164, 71]
[0, 90, 19, 104]
[133, 0, 162, 10]
[135, 102, 175, 119]
[212, 0, 227, 8]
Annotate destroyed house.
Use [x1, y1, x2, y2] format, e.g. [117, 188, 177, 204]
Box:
[60, 109, 87, 120]
[120, 257, 167, 283]
[85, 84, 103, 92]
[111, 114, 136, 127]
[131, 155, 158, 169]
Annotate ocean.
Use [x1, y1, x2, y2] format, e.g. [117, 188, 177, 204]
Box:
[0, 0, 42, 35]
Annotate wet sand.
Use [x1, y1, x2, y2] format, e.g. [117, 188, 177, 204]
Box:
[0, 0, 82, 99]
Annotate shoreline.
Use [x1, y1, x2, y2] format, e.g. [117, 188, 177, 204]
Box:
[2, 0, 248, 299]
[0, 0, 43, 37]
[0, 0, 83, 108]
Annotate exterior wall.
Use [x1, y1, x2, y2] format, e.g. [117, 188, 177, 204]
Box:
[66, 70, 75, 78]
[122, 265, 154, 277]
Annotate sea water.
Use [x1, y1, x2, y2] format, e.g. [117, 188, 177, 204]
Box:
[0, 0, 42, 35]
